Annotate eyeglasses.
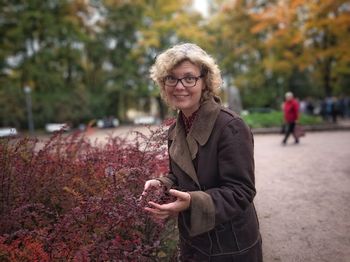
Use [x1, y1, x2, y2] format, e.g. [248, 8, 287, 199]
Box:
[163, 75, 203, 88]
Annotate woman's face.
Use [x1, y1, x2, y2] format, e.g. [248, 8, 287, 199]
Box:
[164, 60, 204, 117]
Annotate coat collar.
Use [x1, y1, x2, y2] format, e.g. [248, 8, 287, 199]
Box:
[168, 97, 221, 186]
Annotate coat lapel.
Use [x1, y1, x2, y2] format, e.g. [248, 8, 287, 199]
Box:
[188, 98, 221, 157]
[169, 117, 199, 186]
[169, 98, 221, 186]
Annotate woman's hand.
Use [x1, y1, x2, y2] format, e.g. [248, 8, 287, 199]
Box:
[141, 179, 161, 198]
[144, 189, 191, 220]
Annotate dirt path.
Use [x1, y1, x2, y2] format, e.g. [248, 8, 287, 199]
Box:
[254, 131, 350, 262]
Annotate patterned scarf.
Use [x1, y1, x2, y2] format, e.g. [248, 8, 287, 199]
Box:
[181, 109, 199, 135]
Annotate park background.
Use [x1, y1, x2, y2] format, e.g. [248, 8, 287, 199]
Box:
[1, 0, 350, 261]
[1, 0, 349, 132]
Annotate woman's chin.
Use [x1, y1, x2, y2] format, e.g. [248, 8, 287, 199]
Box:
[176, 103, 192, 111]
[171, 100, 188, 109]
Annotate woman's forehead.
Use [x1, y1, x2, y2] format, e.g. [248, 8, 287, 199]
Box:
[171, 60, 200, 72]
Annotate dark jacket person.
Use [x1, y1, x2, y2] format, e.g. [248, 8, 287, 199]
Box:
[142, 43, 262, 261]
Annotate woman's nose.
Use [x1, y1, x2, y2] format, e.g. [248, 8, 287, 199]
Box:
[174, 80, 185, 90]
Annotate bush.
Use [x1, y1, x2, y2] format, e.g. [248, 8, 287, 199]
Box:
[0, 122, 178, 261]
[0, 235, 49, 262]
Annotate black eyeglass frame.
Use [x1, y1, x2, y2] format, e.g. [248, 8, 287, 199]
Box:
[163, 75, 204, 88]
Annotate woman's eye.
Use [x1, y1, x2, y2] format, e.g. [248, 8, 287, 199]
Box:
[165, 76, 176, 81]
[184, 77, 195, 82]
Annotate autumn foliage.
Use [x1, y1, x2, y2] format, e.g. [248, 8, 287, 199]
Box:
[0, 123, 178, 261]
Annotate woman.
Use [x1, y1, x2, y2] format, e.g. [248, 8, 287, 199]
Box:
[142, 43, 262, 261]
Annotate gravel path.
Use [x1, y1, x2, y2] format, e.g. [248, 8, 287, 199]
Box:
[254, 131, 350, 262]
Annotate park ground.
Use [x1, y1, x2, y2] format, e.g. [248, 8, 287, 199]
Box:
[253, 131, 350, 262]
[79, 127, 350, 261]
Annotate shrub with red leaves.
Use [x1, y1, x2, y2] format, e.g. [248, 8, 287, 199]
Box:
[0, 235, 49, 262]
[0, 121, 179, 261]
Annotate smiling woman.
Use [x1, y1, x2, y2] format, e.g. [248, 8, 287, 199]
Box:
[143, 43, 263, 261]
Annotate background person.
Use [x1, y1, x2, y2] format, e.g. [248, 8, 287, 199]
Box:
[142, 43, 262, 261]
[282, 91, 300, 145]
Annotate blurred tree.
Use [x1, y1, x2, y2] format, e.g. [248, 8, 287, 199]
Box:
[0, 0, 92, 128]
[250, 0, 312, 102]
[302, 0, 350, 96]
[94, 0, 145, 121]
[208, 0, 278, 108]
[251, 0, 350, 97]
[135, 0, 206, 119]
[0, 0, 205, 127]
[0, 79, 26, 129]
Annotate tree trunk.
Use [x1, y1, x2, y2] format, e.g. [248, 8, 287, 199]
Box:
[156, 96, 166, 120]
[323, 57, 333, 97]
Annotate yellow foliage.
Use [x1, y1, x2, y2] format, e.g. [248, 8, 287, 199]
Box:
[283, 50, 295, 60]
[291, 32, 303, 45]
[251, 21, 271, 34]
[263, 58, 293, 74]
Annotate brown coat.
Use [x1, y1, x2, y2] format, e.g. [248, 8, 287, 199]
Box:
[158, 98, 262, 261]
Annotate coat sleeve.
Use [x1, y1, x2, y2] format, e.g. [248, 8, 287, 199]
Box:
[157, 173, 176, 191]
[187, 191, 216, 236]
[208, 117, 256, 225]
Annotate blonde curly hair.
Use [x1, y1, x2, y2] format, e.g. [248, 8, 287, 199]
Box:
[150, 43, 222, 105]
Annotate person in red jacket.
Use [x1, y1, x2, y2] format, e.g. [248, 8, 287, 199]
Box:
[282, 91, 300, 145]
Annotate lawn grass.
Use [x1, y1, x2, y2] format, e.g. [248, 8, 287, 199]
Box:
[241, 111, 323, 128]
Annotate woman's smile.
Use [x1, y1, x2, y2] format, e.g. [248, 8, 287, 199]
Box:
[173, 94, 190, 98]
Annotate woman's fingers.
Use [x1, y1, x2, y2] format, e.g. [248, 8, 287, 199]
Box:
[169, 189, 191, 201]
[147, 201, 163, 209]
[145, 206, 168, 215]
[144, 180, 158, 191]
[145, 202, 173, 216]
[144, 206, 171, 219]
[141, 180, 161, 199]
